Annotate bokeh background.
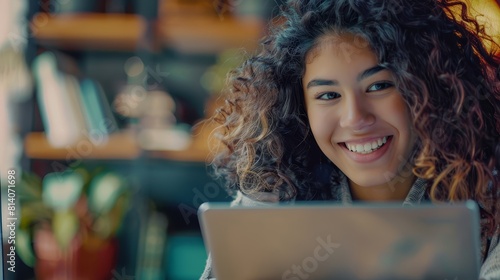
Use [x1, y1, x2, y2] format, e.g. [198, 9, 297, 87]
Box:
[0, 0, 498, 279]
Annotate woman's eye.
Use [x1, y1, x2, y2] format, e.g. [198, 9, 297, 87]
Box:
[317, 92, 341, 100]
[367, 82, 394, 92]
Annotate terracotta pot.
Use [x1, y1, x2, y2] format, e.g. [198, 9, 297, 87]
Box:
[33, 225, 118, 280]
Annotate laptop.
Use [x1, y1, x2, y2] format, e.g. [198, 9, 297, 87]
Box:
[198, 201, 481, 280]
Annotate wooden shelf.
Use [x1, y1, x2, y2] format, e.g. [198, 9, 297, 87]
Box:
[148, 119, 216, 162]
[24, 126, 214, 163]
[31, 11, 264, 53]
[159, 15, 264, 54]
[31, 13, 146, 51]
[24, 132, 141, 160]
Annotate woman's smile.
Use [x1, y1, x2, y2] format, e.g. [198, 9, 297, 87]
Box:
[339, 135, 393, 163]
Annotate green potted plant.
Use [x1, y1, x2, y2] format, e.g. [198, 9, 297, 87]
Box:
[17, 166, 131, 280]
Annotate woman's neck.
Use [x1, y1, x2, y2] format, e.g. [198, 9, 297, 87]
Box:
[348, 174, 416, 202]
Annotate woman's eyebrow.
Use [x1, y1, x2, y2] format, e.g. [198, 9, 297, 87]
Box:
[305, 79, 338, 89]
[305, 65, 387, 90]
[357, 65, 386, 82]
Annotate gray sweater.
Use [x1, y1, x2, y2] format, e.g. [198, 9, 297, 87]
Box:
[200, 175, 500, 279]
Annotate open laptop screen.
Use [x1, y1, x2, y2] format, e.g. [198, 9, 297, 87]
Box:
[199, 201, 481, 280]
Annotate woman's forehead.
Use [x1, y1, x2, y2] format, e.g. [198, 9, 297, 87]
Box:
[306, 33, 372, 63]
[305, 33, 374, 65]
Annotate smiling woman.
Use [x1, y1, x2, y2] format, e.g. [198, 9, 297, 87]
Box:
[201, 0, 500, 279]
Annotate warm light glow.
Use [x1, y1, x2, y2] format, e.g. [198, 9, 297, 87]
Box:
[456, 0, 500, 55]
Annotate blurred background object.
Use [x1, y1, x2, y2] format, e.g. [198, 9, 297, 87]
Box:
[0, 0, 32, 181]
[0, 1, 34, 278]
[3, 0, 278, 279]
[452, 0, 500, 55]
[1, 0, 498, 279]
[17, 167, 130, 280]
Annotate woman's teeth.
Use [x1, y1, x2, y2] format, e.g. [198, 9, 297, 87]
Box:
[345, 136, 387, 154]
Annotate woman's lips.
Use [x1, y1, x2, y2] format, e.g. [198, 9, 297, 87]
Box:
[340, 136, 393, 163]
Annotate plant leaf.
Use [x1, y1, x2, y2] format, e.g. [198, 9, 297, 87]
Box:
[42, 171, 83, 211]
[52, 210, 79, 251]
[16, 229, 36, 267]
[88, 172, 125, 215]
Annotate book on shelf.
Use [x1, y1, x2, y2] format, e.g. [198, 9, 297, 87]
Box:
[33, 51, 118, 148]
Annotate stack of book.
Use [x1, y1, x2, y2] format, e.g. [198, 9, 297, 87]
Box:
[32, 51, 118, 148]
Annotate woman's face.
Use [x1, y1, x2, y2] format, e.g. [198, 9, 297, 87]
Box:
[302, 34, 416, 189]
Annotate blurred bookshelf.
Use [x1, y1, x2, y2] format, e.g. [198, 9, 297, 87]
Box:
[26, 0, 265, 164]
[31, 1, 264, 54]
[14, 1, 266, 279]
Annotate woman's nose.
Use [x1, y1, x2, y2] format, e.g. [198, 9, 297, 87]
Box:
[339, 95, 375, 131]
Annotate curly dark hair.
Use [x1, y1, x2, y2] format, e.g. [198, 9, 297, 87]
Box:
[209, 0, 500, 229]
